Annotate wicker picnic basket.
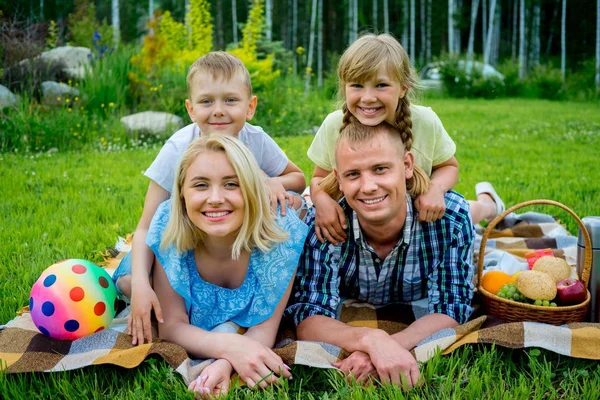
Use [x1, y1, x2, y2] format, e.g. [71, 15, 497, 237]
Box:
[477, 199, 592, 325]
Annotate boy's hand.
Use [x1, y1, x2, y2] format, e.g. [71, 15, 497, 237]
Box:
[189, 359, 233, 397]
[128, 283, 164, 345]
[414, 185, 446, 222]
[313, 192, 347, 245]
[266, 178, 295, 216]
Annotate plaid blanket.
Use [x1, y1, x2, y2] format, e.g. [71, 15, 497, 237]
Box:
[1, 211, 598, 384]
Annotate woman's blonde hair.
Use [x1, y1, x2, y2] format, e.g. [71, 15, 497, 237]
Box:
[161, 134, 287, 259]
[337, 33, 420, 152]
[321, 118, 430, 200]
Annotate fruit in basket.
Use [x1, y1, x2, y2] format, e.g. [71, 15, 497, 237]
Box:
[515, 270, 557, 301]
[481, 270, 515, 295]
[532, 256, 571, 283]
[556, 278, 587, 305]
[496, 283, 530, 303]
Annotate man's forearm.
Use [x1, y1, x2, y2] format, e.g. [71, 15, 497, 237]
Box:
[391, 313, 458, 350]
[297, 315, 380, 354]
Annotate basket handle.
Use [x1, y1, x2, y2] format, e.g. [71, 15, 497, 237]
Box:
[477, 199, 593, 288]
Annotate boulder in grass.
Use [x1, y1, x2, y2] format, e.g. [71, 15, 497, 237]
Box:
[120, 112, 184, 136]
[0, 85, 19, 109]
[41, 81, 80, 105]
[38, 46, 92, 80]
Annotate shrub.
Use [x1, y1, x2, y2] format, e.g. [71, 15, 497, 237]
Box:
[439, 58, 505, 99]
[68, 0, 113, 49]
[1, 57, 68, 99]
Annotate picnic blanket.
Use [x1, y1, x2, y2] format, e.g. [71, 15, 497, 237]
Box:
[1, 211, 599, 384]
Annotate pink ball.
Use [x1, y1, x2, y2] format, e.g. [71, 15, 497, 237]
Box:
[30, 259, 118, 340]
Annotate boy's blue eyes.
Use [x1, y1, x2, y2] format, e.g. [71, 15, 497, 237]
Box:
[197, 98, 239, 104]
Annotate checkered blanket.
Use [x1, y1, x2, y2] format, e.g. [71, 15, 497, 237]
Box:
[1, 211, 598, 384]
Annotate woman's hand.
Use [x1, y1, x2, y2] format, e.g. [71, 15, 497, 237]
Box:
[128, 282, 164, 345]
[189, 359, 233, 397]
[313, 192, 347, 245]
[223, 334, 291, 389]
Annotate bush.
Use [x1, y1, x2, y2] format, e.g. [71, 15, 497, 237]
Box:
[68, 0, 113, 49]
[565, 59, 599, 102]
[439, 58, 505, 99]
[1, 57, 69, 99]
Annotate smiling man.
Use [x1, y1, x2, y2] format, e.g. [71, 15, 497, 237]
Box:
[286, 119, 475, 389]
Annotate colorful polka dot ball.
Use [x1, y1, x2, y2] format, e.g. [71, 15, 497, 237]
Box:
[30, 259, 118, 340]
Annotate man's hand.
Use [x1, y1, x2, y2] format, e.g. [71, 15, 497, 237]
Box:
[266, 178, 295, 216]
[332, 351, 377, 384]
[363, 330, 420, 389]
[414, 184, 446, 222]
[128, 282, 164, 345]
[312, 192, 347, 244]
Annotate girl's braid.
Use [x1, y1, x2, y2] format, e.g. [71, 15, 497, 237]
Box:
[340, 103, 354, 133]
[395, 96, 413, 151]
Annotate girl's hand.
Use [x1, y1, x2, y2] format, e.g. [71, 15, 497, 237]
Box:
[313, 192, 347, 244]
[223, 335, 291, 389]
[414, 185, 446, 222]
[127, 282, 164, 345]
[189, 359, 233, 397]
[266, 178, 295, 217]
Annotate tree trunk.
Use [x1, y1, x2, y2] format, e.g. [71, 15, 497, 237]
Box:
[305, 0, 318, 93]
[216, 0, 224, 49]
[266, 0, 272, 41]
[420, 0, 426, 65]
[492, 0, 500, 65]
[454, 0, 462, 53]
[512, 0, 518, 61]
[353, 0, 358, 43]
[149, 0, 154, 21]
[383, 0, 389, 32]
[112, 0, 120, 46]
[40, 0, 44, 20]
[530, 1, 540, 67]
[545, 1, 559, 57]
[448, 0, 454, 54]
[373, 0, 378, 31]
[561, 0, 566, 82]
[401, 0, 408, 48]
[292, 0, 298, 74]
[232, 0, 238, 45]
[410, 0, 415, 61]
[467, 0, 480, 63]
[596, 0, 600, 90]
[483, 0, 496, 65]
[426, 0, 432, 62]
[318, 0, 323, 88]
[518, 0, 526, 78]
[482, 0, 487, 52]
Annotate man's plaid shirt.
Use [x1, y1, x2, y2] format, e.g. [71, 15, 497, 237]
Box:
[286, 191, 475, 325]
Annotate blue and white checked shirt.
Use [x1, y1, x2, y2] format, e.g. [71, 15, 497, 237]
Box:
[286, 191, 475, 325]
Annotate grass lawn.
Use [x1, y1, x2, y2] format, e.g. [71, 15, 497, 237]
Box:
[1, 98, 599, 399]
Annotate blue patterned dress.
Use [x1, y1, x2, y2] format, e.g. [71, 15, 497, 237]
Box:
[141, 200, 308, 331]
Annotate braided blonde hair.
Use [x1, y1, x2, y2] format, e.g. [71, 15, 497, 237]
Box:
[338, 33, 420, 151]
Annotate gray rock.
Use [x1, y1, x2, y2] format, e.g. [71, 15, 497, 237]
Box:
[0, 85, 18, 109]
[38, 46, 92, 80]
[120, 112, 184, 136]
[41, 81, 80, 105]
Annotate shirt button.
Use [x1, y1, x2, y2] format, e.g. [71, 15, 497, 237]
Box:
[375, 258, 380, 263]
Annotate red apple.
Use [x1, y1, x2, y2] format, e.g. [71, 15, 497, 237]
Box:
[556, 279, 587, 305]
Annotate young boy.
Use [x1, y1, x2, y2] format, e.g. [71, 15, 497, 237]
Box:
[114, 51, 306, 345]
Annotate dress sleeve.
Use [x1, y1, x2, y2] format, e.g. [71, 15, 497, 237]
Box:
[307, 110, 343, 171]
[145, 199, 193, 312]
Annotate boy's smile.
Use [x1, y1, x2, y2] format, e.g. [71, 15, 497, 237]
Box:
[185, 70, 257, 136]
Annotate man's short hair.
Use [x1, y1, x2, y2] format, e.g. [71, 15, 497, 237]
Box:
[186, 51, 253, 98]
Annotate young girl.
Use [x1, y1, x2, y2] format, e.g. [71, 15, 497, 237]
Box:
[115, 134, 307, 396]
[115, 51, 307, 346]
[308, 33, 505, 244]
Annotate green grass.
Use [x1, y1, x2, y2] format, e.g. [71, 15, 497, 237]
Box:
[1, 98, 600, 398]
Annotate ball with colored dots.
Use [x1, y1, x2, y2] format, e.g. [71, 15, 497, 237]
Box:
[29, 259, 118, 340]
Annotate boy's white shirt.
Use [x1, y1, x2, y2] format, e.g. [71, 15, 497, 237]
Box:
[145, 122, 289, 193]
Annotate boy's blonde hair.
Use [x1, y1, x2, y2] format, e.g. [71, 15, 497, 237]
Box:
[321, 118, 430, 200]
[337, 33, 420, 152]
[161, 134, 287, 259]
[186, 51, 253, 98]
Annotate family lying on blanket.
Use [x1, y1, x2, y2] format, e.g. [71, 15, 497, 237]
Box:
[111, 34, 507, 396]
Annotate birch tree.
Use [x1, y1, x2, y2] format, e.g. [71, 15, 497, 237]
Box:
[383, 0, 389, 32]
[596, 0, 600, 90]
[530, 1, 541, 67]
[454, 0, 462, 54]
[410, 0, 415, 61]
[292, 0, 297, 74]
[349, 0, 358, 44]
[482, 0, 487, 51]
[467, 0, 480, 63]
[305, 0, 318, 93]
[112, 0, 120, 46]
[403, 0, 409, 49]
[448, 0, 454, 54]
[373, 0, 378, 31]
[561, 0, 566, 82]
[232, 0, 238, 45]
[492, 1, 501, 65]
[546, 1, 559, 57]
[149, 0, 154, 21]
[426, 0, 432, 62]
[483, 0, 496, 65]
[420, 0, 426, 65]
[512, 0, 518, 60]
[40, 0, 44, 20]
[318, 0, 323, 88]
[265, 0, 272, 41]
[518, 0, 526, 78]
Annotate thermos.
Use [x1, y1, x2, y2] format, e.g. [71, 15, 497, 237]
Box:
[578, 217, 600, 322]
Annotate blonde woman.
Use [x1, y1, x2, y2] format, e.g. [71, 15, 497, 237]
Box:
[117, 134, 308, 396]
